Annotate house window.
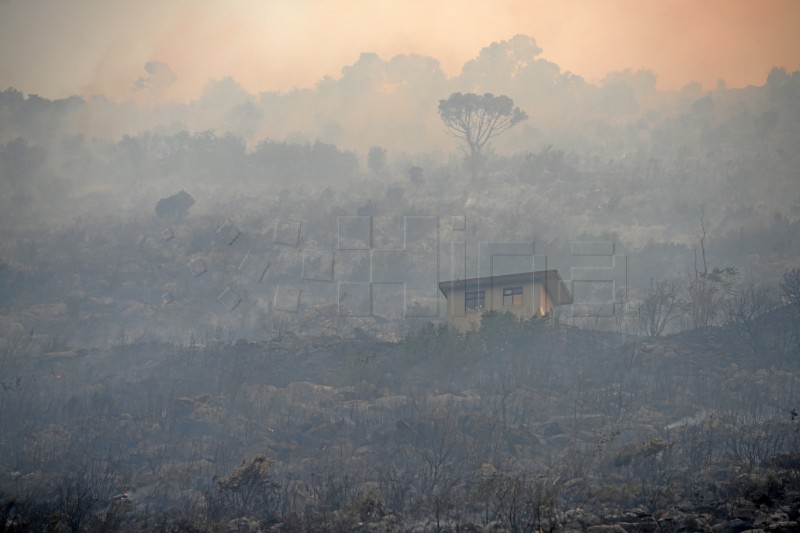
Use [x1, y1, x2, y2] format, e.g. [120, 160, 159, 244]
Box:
[503, 287, 523, 306]
[465, 290, 485, 310]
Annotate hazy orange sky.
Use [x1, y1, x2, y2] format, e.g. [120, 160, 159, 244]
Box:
[1, 0, 798, 102]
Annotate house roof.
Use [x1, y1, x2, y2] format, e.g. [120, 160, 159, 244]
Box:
[438, 269, 574, 305]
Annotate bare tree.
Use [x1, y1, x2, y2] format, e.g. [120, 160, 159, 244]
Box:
[781, 268, 800, 312]
[780, 268, 800, 353]
[55, 474, 96, 533]
[412, 418, 462, 531]
[209, 455, 281, 524]
[685, 211, 737, 329]
[378, 462, 415, 514]
[307, 460, 355, 515]
[484, 470, 563, 533]
[726, 282, 779, 355]
[639, 278, 680, 337]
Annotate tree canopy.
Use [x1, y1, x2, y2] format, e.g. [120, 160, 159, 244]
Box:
[155, 190, 195, 220]
[438, 92, 527, 180]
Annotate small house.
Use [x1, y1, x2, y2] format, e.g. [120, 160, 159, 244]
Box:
[438, 270, 573, 331]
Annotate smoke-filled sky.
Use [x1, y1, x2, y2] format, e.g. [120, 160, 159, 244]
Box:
[1, 0, 798, 103]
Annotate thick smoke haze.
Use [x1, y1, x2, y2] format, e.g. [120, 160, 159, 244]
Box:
[1, 33, 798, 260]
[2, 4, 800, 532]
[1, 0, 798, 101]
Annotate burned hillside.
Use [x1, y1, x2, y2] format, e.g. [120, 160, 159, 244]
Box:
[2, 310, 800, 531]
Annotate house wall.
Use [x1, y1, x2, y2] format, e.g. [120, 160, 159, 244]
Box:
[445, 279, 551, 331]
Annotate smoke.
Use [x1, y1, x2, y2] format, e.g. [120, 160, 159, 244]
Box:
[3, 1, 798, 103]
[133, 61, 177, 93]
